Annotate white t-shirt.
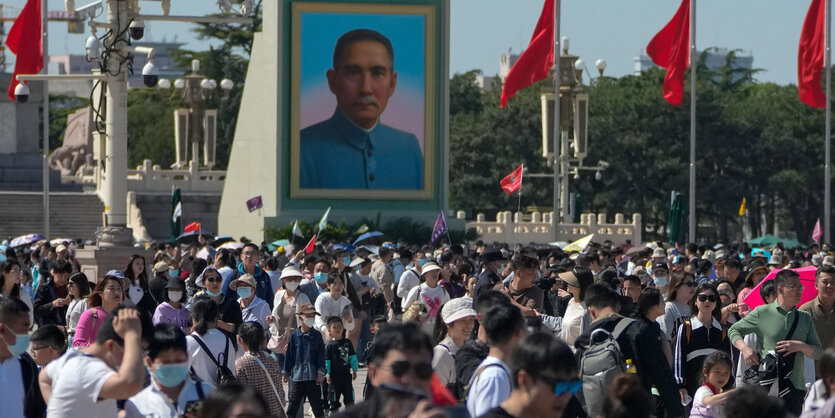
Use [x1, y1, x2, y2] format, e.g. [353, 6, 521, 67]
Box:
[66, 299, 88, 335]
[46, 354, 118, 418]
[397, 268, 421, 301]
[403, 283, 449, 335]
[0, 355, 24, 418]
[187, 329, 239, 384]
[690, 385, 723, 418]
[559, 300, 590, 346]
[466, 356, 512, 418]
[124, 377, 215, 418]
[314, 293, 354, 334]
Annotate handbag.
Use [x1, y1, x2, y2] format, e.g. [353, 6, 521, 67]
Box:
[267, 290, 295, 354]
[251, 353, 285, 408]
[742, 311, 800, 390]
[402, 286, 425, 323]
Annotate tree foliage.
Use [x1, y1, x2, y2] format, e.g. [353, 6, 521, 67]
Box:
[450, 50, 832, 243]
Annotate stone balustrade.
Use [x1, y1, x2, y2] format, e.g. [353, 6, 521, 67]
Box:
[125, 160, 225, 194]
[459, 210, 641, 245]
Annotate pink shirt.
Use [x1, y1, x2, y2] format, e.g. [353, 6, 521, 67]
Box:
[72, 307, 109, 347]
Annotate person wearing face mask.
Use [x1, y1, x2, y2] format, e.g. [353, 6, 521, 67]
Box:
[41, 306, 146, 418]
[267, 267, 311, 367]
[123, 324, 215, 418]
[232, 274, 271, 331]
[152, 277, 190, 333]
[299, 259, 333, 306]
[283, 303, 327, 418]
[149, 261, 173, 307]
[651, 262, 671, 300]
[0, 298, 46, 418]
[314, 273, 356, 341]
[396, 251, 425, 304]
[194, 266, 243, 347]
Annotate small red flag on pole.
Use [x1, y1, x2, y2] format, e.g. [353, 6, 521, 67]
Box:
[646, 0, 691, 106]
[183, 222, 201, 233]
[798, 0, 827, 108]
[304, 235, 316, 254]
[500, 164, 524, 195]
[6, 0, 43, 100]
[499, 0, 555, 107]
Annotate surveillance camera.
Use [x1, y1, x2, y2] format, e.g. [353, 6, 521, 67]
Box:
[595, 171, 602, 181]
[85, 35, 100, 60]
[598, 160, 610, 168]
[142, 61, 159, 88]
[14, 83, 30, 103]
[129, 19, 144, 41]
[75, 0, 103, 18]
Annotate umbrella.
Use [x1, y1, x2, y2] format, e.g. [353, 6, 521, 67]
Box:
[353, 231, 383, 245]
[358, 245, 380, 255]
[748, 234, 805, 249]
[195, 248, 211, 260]
[549, 241, 570, 248]
[563, 234, 594, 253]
[175, 230, 212, 245]
[50, 238, 73, 245]
[210, 236, 235, 247]
[217, 242, 244, 250]
[625, 244, 649, 257]
[10, 234, 44, 248]
[267, 239, 290, 252]
[332, 243, 357, 253]
[743, 266, 818, 310]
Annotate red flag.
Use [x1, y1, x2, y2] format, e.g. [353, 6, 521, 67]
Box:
[183, 222, 201, 233]
[499, 0, 554, 107]
[304, 235, 316, 254]
[500, 164, 524, 195]
[813, 218, 823, 243]
[798, 0, 827, 108]
[6, 0, 43, 101]
[646, 0, 690, 106]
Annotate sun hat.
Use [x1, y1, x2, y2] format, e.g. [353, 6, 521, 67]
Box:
[441, 298, 477, 324]
[230, 274, 256, 290]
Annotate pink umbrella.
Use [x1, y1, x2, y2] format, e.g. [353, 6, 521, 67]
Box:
[743, 265, 819, 310]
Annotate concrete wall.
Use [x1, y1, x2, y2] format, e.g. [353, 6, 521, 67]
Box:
[135, 193, 221, 242]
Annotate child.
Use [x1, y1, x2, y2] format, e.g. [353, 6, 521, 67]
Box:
[29, 324, 67, 367]
[324, 316, 358, 413]
[363, 315, 388, 400]
[283, 303, 326, 418]
[690, 351, 735, 418]
[803, 348, 835, 414]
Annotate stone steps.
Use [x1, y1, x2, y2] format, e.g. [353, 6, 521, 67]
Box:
[0, 192, 104, 242]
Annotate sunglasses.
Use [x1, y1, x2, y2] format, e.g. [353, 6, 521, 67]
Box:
[697, 294, 717, 303]
[684, 281, 697, 288]
[382, 360, 434, 380]
[552, 378, 583, 396]
[204, 276, 223, 283]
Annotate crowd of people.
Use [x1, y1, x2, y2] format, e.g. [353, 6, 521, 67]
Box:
[2, 237, 835, 418]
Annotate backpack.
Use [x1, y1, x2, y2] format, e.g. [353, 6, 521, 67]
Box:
[189, 334, 236, 386]
[579, 317, 636, 418]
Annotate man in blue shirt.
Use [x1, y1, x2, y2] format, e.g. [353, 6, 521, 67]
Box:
[300, 29, 423, 190]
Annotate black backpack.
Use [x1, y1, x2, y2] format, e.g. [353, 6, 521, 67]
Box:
[189, 334, 236, 386]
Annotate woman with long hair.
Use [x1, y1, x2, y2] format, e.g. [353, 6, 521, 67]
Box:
[266, 267, 310, 367]
[431, 298, 476, 393]
[65, 272, 92, 344]
[72, 275, 124, 347]
[193, 265, 243, 348]
[122, 254, 157, 316]
[658, 270, 698, 342]
[0, 259, 33, 324]
[635, 287, 674, 366]
[187, 295, 238, 384]
[235, 322, 287, 418]
[674, 283, 732, 403]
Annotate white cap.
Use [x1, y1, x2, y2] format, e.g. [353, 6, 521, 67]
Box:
[441, 297, 476, 324]
[279, 266, 304, 280]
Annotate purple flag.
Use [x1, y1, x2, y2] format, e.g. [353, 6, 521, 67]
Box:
[246, 195, 263, 212]
[430, 212, 448, 244]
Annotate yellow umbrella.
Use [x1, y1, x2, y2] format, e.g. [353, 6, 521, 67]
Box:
[562, 234, 594, 252]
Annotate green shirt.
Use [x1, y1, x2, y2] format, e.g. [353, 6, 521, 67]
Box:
[728, 300, 823, 389]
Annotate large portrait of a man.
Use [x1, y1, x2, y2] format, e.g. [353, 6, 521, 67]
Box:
[290, 3, 436, 200]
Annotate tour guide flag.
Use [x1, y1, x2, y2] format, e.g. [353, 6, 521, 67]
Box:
[318, 207, 331, 231]
[813, 218, 823, 243]
[500, 164, 524, 195]
[170, 187, 182, 242]
[430, 212, 448, 244]
[184, 222, 201, 234]
[798, 0, 827, 108]
[6, 0, 42, 101]
[246, 195, 263, 212]
[304, 235, 316, 254]
[292, 220, 304, 238]
[646, 0, 690, 106]
[738, 198, 746, 216]
[499, 0, 554, 107]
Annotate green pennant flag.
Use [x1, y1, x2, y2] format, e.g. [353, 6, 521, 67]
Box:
[170, 187, 182, 242]
[318, 207, 331, 232]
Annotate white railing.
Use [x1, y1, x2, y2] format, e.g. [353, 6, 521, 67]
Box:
[460, 210, 642, 245]
[126, 160, 225, 194]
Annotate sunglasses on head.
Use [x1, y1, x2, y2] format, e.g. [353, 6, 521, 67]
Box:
[384, 360, 433, 380]
[697, 294, 717, 303]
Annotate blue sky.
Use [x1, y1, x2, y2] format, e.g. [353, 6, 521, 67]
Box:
[6, 0, 813, 85]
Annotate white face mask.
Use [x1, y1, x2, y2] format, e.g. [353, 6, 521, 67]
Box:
[284, 281, 299, 291]
[303, 317, 316, 327]
[168, 291, 183, 301]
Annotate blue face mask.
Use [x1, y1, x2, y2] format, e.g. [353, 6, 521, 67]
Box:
[653, 276, 668, 287]
[2, 329, 29, 357]
[419, 259, 428, 267]
[237, 286, 253, 299]
[150, 363, 190, 387]
[168, 269, 179, 279]
[205, 288, 221, 297]
[343, 257, 351, 266]
[314, 272, 327, 284]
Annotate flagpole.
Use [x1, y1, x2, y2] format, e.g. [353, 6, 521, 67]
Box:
[825, 0, 831, 243]
[42, 0, 50, 239]
[688, 0, 697, 243]
[515, 164, 523, 253]
[552, 0, 561, 242]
